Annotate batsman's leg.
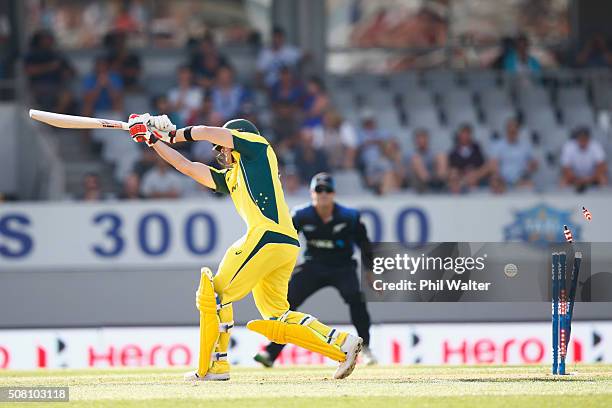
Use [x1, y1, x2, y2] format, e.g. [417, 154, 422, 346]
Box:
[257, 264, 326, 367]
[207, 301, 233, 380]
[248, 246, 363, 379]
[185, 234, 252, 382]
[184, 267, 220, 381]
[199, 230, 300, 379]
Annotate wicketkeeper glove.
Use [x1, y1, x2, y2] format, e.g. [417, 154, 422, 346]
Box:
[128, 113, 158, 146]
[147, 114, 177, 144]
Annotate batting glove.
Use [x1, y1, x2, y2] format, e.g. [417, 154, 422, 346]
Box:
[128, 113, 158, 146]
[147, 114, 177, 144]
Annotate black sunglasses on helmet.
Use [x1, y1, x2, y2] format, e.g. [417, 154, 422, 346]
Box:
[314, 185, 334, 193]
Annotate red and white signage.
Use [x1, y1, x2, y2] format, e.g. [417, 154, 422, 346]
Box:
[0, 322, 609, 370]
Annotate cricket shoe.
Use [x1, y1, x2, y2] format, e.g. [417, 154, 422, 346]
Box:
[183, 370, 230, 381]
[361, 345, 378, 365]
[254, 352, 274, 368]
[333, 334, 363, 379]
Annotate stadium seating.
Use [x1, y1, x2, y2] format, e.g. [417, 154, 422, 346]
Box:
[401, 88, 436, 109]
[21, 43, 611, 198]
[557, 86, 589, 108]
[333, 170, 370, 195]
[516, 85, 551, 109]
[462, 70, 499, 91]
[126, 63, 610, 194]
[405, 106, 441, 129]
[561, 105, 595, 130]
[386, 72, 420, 91]
[422, 70, 458, 93]
[478, 88, 513, 111]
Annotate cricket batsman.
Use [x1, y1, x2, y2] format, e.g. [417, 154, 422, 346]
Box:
[127, 113, 363, 381]
[255, 173, 377, 367]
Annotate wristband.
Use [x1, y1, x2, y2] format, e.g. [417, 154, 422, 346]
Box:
[183, 126, 194, 142]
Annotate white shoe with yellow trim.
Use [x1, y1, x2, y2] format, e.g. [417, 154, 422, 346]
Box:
[333, 334, 363, 379]
[183, 370, 230, 381]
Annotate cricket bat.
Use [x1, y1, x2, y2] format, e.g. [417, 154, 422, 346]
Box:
[29, 109, 129, 131]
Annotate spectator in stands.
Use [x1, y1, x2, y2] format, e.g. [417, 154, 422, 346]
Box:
[560, 127, 608, 192]
[349, 4, 446, 49]
[140, 155, 184, 199]
[113, 1, 146, 35]
[167, 65, 203, 127]
[80, 173, 103, 201]
[575, 33, 612, 68]
[119, 173, 143, 200]
[0, 192, 16, 202]
[409, 128, 448, 192]
[103, 31, 142, 91]
[82, 56, 124, 116]
[491, 37, 515, 70]
[503, 34, 541, 75]
[190, 100, 225, 166]
[356, 110, 399, 194]
[382, 138, 409, 190]
[190, 34, 230, 90]
[191, 140, 217, 169]
[281, 165, 309, 196]
[312, 110, 358, 169]
[488, 117, 538, 193]
[267, 67, 302, 148]
[211, 65, 251, 121]
[237, 102, 259, 130]
[269, 65, 304, 106]
[447, 123, 489, 194]
[151, 95, 192, 159]
[257, 26, 303, 87]
[24, 30, 75, 113]
[293, 128, 330, 185]
[151, 94, 182, 129]
[0, 14, 11, 80]
[271, 99, 300, 152]
[133, 146, 157, 178]
[302, 76, 330, 128]
[188, 97, 223, 128]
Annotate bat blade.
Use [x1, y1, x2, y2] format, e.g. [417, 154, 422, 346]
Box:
[29, 109, 129, 131]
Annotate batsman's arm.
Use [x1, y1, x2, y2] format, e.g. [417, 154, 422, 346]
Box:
[172, 126, 235, 148]
[151, 142, 217, 190]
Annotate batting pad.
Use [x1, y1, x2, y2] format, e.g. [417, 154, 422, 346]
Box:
[196, 268, 220, 377]
[247, 319, 346, 362]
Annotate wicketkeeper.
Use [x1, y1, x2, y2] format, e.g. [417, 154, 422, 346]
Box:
[128, 113, 362, 381]
[255, 173, 377, 367]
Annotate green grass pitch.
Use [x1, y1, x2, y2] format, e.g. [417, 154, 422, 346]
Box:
[1, 365, 611, 407]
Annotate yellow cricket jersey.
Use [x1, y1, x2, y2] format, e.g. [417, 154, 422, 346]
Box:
[207, 130, 298, 241]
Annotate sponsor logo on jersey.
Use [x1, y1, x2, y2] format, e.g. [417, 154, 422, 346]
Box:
[308, 239, 334, 249]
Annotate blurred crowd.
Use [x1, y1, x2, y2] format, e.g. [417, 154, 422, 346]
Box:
[23, 27, 611, 201]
